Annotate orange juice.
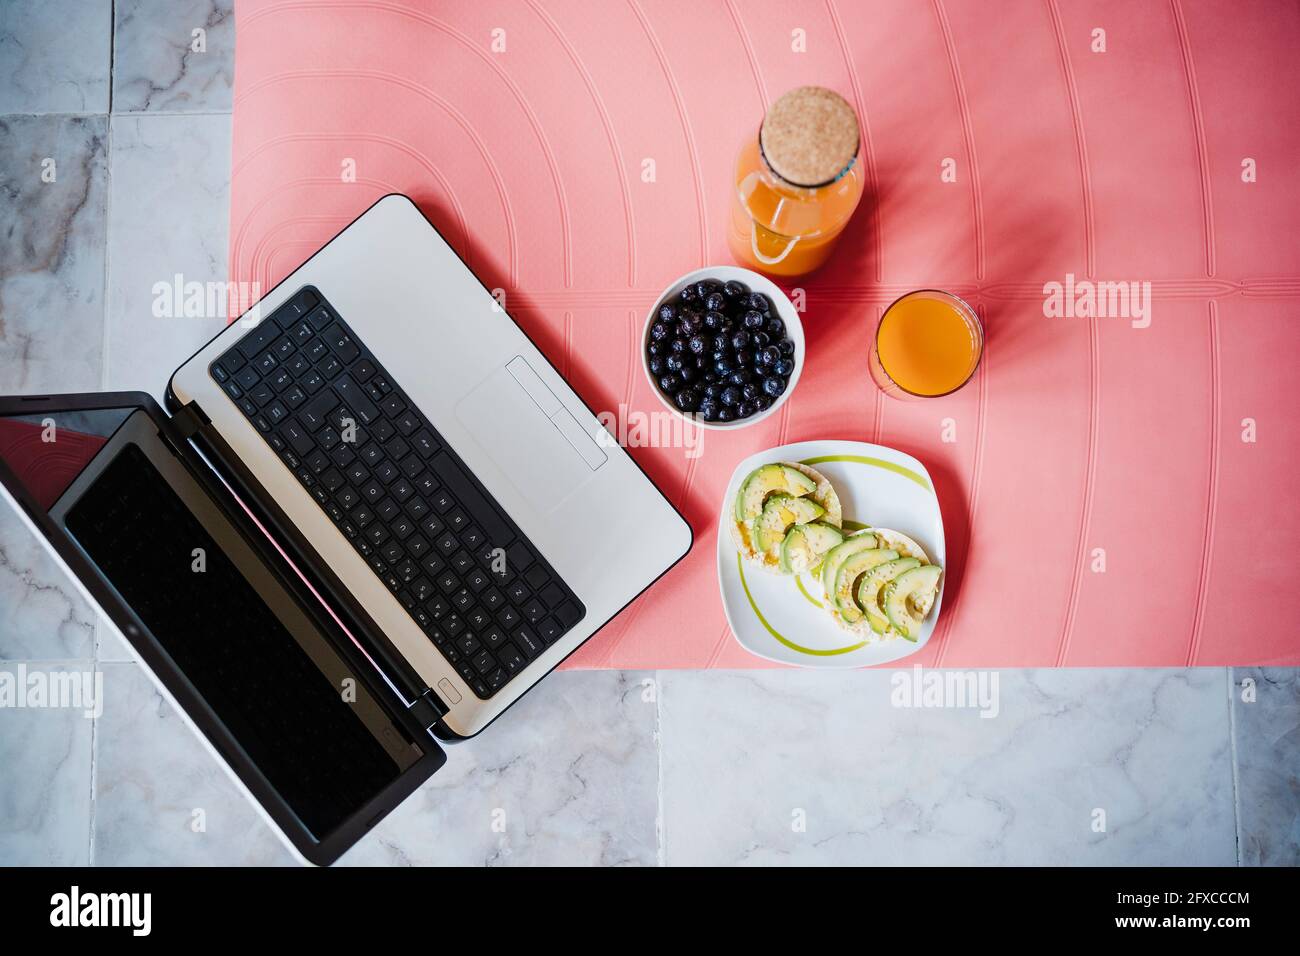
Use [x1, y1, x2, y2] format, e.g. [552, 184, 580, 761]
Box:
[871, 291, 982, 398]
[728, 87, 864, 277]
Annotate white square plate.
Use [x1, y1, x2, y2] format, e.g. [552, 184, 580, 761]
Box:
[717, 439, 946, 668]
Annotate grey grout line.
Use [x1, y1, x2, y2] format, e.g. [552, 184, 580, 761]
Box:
[654, 670, 665, 867]
[0, 110, 232, 118]
[1227, 666, 1243, 866]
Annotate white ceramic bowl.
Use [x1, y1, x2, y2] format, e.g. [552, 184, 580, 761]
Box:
[642, 265, 804, 430]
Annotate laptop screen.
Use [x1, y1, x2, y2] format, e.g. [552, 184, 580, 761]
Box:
[0, 406, 426, 848]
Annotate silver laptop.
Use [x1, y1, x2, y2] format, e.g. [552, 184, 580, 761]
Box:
[168, 193, 692, 739]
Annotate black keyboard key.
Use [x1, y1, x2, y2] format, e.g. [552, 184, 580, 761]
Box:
[304, 304, 334, 330]
[235, 366, 261, 390]
[380, 394, 405, 417]
[395, 411, 421, 436]
[236, 321, 281, 359]
[539, 583, 566, 608]
[524, 565, 550, 590]
[486, 668, 507, 689]
[282, 422, 315, 455]
[253, 352, 277, 374]
[497, 643, 524, 674]
[353, 358, 377, 381]
[411, 429, 439, 458]
[299, 391, 337, 430]
[210, 362, 229, 383]
[471, 650, 495, 675]
[522, 598, 547, 624]
[333, 376, 380, 425]
[537, 618, 562, 643]
[219, 349, 245, 372]
[456, 633, 481, 656]
[370, 418, 396, 443]
[429, 452, 512, 545]
[322, 324, 359, 363]
[507, 541, 534, 572]
[482, 626, 508, 650]
[555, 601, 582, 628]
[513, 627, 543, 659]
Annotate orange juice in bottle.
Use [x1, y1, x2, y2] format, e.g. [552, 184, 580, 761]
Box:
[729, 86, 864, 277]
[870, 291, 983, 399]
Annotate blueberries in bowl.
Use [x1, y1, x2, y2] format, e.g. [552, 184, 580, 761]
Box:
[647, 278, 796, 424]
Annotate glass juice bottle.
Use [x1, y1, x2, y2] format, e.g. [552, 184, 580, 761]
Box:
[728, 86, 864, 277]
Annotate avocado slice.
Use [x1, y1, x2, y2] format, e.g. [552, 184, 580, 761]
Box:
[857, 557, 922, 636]
[754, 494, 825, 558]
[818, 531, 880, 601]
[831, 548, 900, 623]
[734, 464, 816, 524]
[883, 564, 942, 642]
[779, 521, 844, 575]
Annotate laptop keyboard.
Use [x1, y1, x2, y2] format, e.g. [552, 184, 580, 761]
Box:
[207, 286, 586, 700]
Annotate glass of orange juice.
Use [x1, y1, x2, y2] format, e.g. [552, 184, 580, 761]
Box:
[728, 87, 864, 278]
[870, 290, 983, 399]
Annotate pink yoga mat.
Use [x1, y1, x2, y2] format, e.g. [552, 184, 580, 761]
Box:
[229, 0, 1300, 668]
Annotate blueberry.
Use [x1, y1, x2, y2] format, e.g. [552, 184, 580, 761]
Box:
[650, 322, 670, 342]
[761, 375, 786, 398]
[679, 364, 698, 383]
[703, 311, 724, 331]
[695, 280, 719, 300]
[773, 358, 795, 377]
[742, 310, 765, 330]
[648, 356, 665, 376]
[715, 356, 736, 377]
[730, 330, 749, 350]
[647, 341, 662, 357]
[682, 311, 703, 333]
[679, 285, 698, 303]
[674, 389, 699, 412]
[700, 399, 721, 421]
[670, 337, 687, 354]
[742, 383, 760, 401]
[720, 386, 741, 407]
[758, 346, 780, 366]
[723, 279, 748, 300]
[704, 370, 721, 384]
[666, 353, 684, 373]
[688, 334, 709, 355]
[765, 316, 785, 337]
[704, 291, 726, 312]
[751, 332, 770, 349]
[717, 406, 735, 423]
[659, 373, 681, 393]
[658, 303, 678, 324]
[733, 369, 758, 386]
[779, 339, 795, 356]
[735, 348, 753, 366]
[737, 401, 757, 418]
[748, 292, 769, 313]
[703, 383, 720, 399]
[754, 394, 774, 411]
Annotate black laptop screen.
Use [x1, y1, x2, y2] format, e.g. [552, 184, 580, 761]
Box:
[0, 408, 420, 845]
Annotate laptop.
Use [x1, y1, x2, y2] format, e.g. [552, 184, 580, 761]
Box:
[0, 194, 692, 864]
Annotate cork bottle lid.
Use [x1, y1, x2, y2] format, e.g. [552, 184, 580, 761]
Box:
[760, 86, 860, 188]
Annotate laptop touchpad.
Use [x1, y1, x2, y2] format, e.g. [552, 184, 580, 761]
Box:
[453, 360, 600, 512]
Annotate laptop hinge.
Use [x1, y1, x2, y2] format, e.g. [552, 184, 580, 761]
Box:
[170, 401, 210, 440]
[407, 689, 447, 730]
